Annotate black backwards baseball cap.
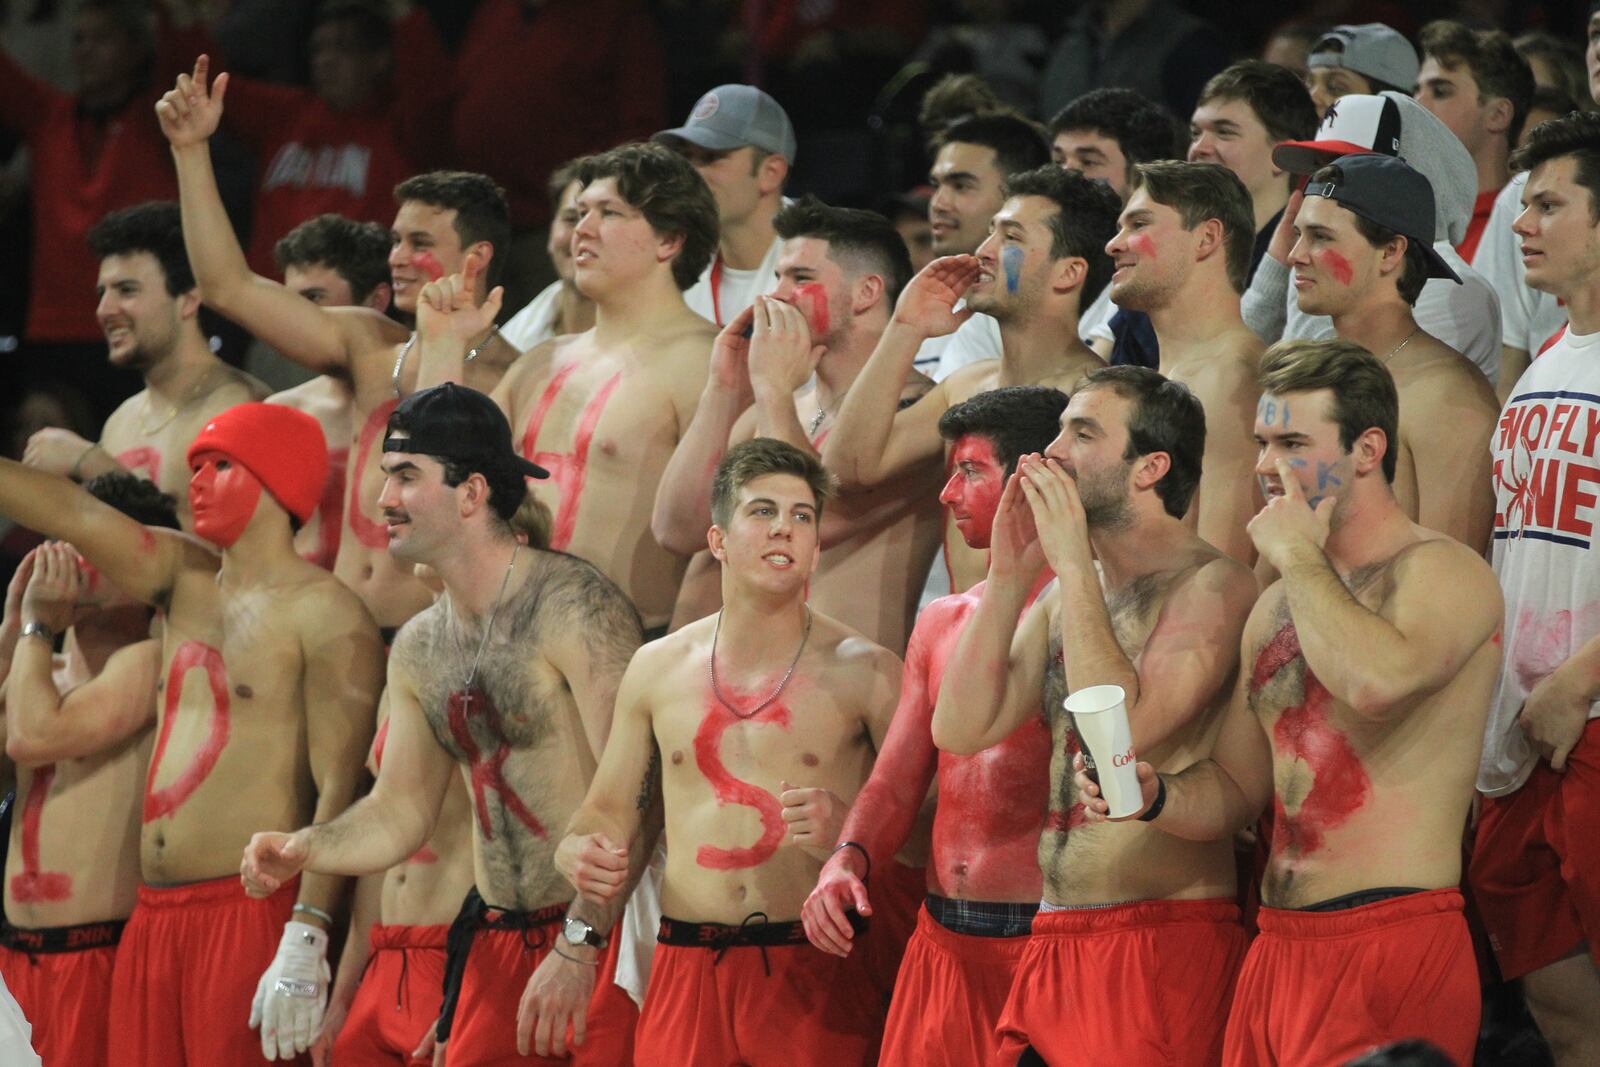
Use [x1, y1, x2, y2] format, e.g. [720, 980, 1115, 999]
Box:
[1303, 155, 1462, 283]
[384, 383, 549, 479]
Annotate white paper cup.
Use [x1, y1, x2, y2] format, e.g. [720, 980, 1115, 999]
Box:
[1064, 684, 1142, 819]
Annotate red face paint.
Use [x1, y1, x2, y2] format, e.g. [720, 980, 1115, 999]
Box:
[1316, 248, 1354, 286]
[370, 716, 391, 770]
[144, 641, 231, 822]
[412, 250, 446, 282]
[446, 685, 547, 841]
[521, 366, 624, 551]
[10, 766, 72, 903]
[116, 446, 161, 483]
[189, 453, 262, 549]
[302, 446, 347, 568]
[1253, 623, 1371, 857]
[1129, 233, 1158, 260]
[692, 692, 792, 870]
[349, 399, 400, 550]
[939, 435, 1005, 550]
[794, 281, 830, 337]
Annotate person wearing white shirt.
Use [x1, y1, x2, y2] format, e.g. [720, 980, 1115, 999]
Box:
[501, 162, 594, 351]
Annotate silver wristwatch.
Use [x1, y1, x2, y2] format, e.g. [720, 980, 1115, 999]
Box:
[563, 916, 607, 949]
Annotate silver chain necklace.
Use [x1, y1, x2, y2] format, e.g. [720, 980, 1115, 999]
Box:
[461, 543, 520, 692]
[1380, 326, 1420, 365]
[708, 605, 812, 719]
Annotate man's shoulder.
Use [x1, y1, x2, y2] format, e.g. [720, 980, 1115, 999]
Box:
[292, 564, 382, 637]
[811, 610, 900, 680]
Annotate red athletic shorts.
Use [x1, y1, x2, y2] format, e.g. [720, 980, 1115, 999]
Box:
[635, 916, 886, 1067]
[0, 918, 122, 1066]
[331, 923, 448, 1066]
[1470, 717, 1600, 980]
[878, 903, 1029, 1067]
[861, 860, 926, 997]
[106, 874, 303, 1066]
[446, 909, 637, 1066]
[996, 898, 1246, 1067]
[1223, 888, 1478, 1067]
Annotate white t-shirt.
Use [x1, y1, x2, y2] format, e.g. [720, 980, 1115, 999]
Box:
[1079, 283, 1117, 346]
[1281, 243, 1502, 383]
[1476, 173, 1568, 355]
[0, 974, 39, 1067]
[500, 278, 565, 352]
[683, 239, 786, 327]
[1480, 325, 1600, 796]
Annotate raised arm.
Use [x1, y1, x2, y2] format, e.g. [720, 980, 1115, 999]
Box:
[652, 308, 757, 554]
[932, 472, 1051, 754]
[158, 56, 390, 378]
[823, 256, 977, 489]
[410, 253, 505, 391]
[1189, 365, 1261, 565]
[748, 297, 825, 454]
[0, 457, 192, 608]
[5, 546, 160, 763]
[1251, 460, 1503, 720]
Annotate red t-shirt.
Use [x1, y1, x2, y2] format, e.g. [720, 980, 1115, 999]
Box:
[0, 53, 178, 342]
[221, 10, 451, 276]
[1455, 187, 1500, 265]
[451, 0, 666, 230]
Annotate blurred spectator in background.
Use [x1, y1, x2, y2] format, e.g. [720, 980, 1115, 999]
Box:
[911, 0, 1048, 112]
[215, 0, 452, 279]
[1261, 20, 1327, 81]
[1522, 84, 1581, 147]
[1037, 0, 1230, 124]
[1304, 23, 1418, 120]
[1515, 29, 1593, 111]
[502, 160, 595, 350]
[0, 0, 184, 419]
[878, 186, 935, 275]
[451, 0, 666, 319]
[1416, 21, 1534, 264]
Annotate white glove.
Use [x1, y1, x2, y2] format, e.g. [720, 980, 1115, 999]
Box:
[249, 920, 331, 1060]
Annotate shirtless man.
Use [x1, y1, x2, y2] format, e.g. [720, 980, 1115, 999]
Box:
[1286, 153, 1496, 551]
[240, 384, 645, 1065]
[423, 143, 719, 634]
[265, 213, 394, 570]
[21, 201, 267, 529]
[1472, 112, 1600, 1064]
[934, 365, 1259, 1065]
[0, 474, 176, 1067]
[159, 56, 520, 634]
[0, 401, 384, 1064]
[802, 386, 1067, 1067]
[653, 197, 941, 650]
[656, 84, 795, 327]
[825, 165, 1117, 593]
[1077, 339, 1501, 1065]
[1105, 161, 1265, 563]
[559, 439, 902, 1067]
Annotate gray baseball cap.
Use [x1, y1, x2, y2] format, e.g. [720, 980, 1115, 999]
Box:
[1303, 154, 1462, 283]
[654, 85, 798, 163]
[1308, 24, 1420, 92]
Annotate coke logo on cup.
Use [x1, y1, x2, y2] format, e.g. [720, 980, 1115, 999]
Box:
[1111, 748, 1135, 768]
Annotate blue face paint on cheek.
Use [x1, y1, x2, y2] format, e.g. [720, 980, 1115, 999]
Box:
[1001, 245, 1023, 293]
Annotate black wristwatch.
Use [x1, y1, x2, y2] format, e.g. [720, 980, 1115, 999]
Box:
[563, 916, 608, 949]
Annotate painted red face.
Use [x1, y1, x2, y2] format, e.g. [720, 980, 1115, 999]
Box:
[793, 281, 831, 337]
[940, 435, 1006, 548]
[189, 451, 263, 548]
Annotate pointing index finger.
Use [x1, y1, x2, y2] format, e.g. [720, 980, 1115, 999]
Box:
[1274, 458, 1305, 503]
